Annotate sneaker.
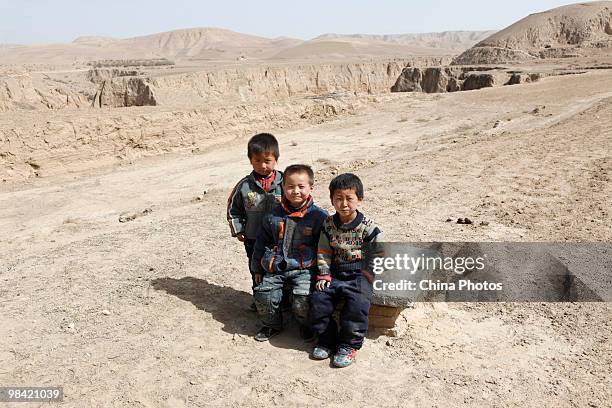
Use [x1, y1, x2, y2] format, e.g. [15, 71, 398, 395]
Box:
[254, 326, 281, 342]
[311, 346, 331, 360]
[333, 346, 357, 368]
[248, 302, 257, 312]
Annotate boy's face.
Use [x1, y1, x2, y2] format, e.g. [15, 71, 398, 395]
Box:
[283, 172, 313, 208]
[331, 188, 362, 219]
[249, 152, 277, 176]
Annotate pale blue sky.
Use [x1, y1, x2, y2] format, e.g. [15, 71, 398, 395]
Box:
[0, 0, 596, 44]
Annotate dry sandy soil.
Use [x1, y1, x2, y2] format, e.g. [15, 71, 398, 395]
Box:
[1, 64, 611, 407]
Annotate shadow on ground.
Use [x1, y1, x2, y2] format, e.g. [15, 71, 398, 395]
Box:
[152, 276, 312, 353]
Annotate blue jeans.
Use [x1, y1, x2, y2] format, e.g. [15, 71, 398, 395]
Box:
[254, 269, 313, 330]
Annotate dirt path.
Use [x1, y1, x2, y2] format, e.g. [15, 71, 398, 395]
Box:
[1, 71, 611, 407]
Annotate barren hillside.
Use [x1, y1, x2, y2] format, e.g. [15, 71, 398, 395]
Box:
[117, 28, 303, 59]
[0, 28, 303, 64]
[454, 1, 612, 64]
[315, 30, 496, 50]
[272, 30, 495, 60]
[0, 27, 493, 65]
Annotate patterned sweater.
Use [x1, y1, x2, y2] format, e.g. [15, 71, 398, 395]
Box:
[316, 210, 383, 281]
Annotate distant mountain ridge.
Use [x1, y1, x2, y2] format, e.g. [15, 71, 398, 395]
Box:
[313, 31, 496, 49]
[0, 27, 496, 64]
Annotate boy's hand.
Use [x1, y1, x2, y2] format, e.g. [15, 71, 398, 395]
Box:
[254, 274, 263, 285]
[315, 279, 330, 291]
[236, 233, 245, 242]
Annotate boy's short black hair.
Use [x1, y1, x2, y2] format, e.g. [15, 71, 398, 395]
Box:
[284, 164, 314, 185]
[329, 173, 364, 199]
[247, 133, 279, 159]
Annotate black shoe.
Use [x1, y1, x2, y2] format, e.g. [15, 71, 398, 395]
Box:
[254, 327, 281, 342]
[248, 302, 257, 312]
[300, 325, 316, 342]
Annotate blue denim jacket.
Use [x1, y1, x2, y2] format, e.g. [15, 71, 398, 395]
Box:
[251, 196, 328, 274]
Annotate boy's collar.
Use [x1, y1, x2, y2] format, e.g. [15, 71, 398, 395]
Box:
[252, 170, 275, 179]
[281, 195, 312, 218]
[333, 210, 363, 230]
[250, 170, 282, 189]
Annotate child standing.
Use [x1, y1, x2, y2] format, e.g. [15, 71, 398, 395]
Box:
[251, 164, 328, 341]
[310, 173, 383, 367]
[227, 133, 283, 311]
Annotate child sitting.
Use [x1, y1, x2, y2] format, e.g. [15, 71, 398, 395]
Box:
[251, 164, 328, 341]
[310, 173, 383, 367]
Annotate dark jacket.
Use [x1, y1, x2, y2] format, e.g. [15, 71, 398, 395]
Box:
[227, 170, 284, 240]
[251, 196, 328, 274]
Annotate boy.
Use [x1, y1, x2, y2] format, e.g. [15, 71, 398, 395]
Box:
[310, 173, 383, 368]
[227, 133, 284, 311]
[251, 164, 328, 341]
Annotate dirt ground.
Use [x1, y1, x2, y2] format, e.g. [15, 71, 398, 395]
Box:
[1, 70, 611, 407]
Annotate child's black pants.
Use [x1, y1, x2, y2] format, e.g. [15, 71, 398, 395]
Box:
[310, 271, 372, 349]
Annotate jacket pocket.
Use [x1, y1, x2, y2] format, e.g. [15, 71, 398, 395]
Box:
[298, 244, 316, 269]
[261, 246, 287, 273]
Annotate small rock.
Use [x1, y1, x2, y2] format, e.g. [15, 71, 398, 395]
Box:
[424, 373, 431, 378]
[67, 322, 75, 330]
[385, 340, 392, 346]
[26, 160, 41, 170]
[119, 213, 137, 223]
[445, 218, 452, 222]
[119, 208, 152, 223]
[480, 221, 490, 226]
[493, 120, 501, 128]
[101, 309, 111, 316]
[456, 217, 473, 224]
